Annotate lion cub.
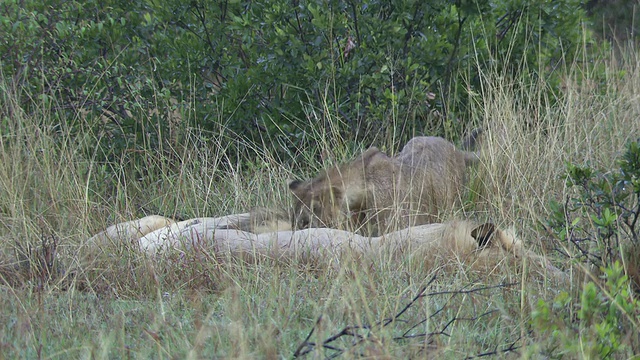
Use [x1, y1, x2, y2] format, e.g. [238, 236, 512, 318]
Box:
[289, 134, 480, 235]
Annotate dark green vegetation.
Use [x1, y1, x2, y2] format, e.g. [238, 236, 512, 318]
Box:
[2, 0, 594, 162]
[1, 0, 640, 358]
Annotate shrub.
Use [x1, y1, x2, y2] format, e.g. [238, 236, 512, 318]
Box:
[1, 0, 593, 164]
[537, 138, 640, 357]
[531, 261, 640, 358]
[546, 139, 640, 283]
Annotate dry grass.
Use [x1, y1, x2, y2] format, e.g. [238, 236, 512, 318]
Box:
[1, 42, 639, 358]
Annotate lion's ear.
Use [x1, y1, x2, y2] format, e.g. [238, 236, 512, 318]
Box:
[471, 223, 496, 248]
[287, 179, 303, 191]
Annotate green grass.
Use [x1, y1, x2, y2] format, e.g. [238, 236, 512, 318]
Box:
[0, 260, 531, 358]
[1, 43, 640, 358]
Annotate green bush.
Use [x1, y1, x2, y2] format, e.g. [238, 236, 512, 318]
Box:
[1, 0, 593, 165]
[531, 261, 640, 358]
[0, 0, 179, 163]
[546, 140, 640, 272]
[540, 139, 640, 356]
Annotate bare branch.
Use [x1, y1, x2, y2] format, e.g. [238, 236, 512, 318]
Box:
[465, 337, 522, 359]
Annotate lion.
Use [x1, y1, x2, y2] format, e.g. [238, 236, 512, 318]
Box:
[288, 131, 481, 235]
[86, 215, 175, 248]
[102, 215, 565, 283]
[218, 207, 292, 234]
[84, 212, 568, 285]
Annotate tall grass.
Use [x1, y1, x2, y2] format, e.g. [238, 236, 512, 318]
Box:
[1, 43, 639, 358]
[472, 45, 640, 234]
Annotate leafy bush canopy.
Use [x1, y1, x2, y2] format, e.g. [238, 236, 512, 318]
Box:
[1, 0, 592, 162]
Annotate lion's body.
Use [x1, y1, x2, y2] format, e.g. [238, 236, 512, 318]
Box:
[221, 207, 292, 234]
[87, 215, 175, 247]
[88, 214, 568, 282]
[289, 136, 479, 235]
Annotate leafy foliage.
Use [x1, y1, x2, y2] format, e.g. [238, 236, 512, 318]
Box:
[531, 261, 640, 358]
[0, 0, 178, 164]
[541, 139, 640, 356]
[1, 0, 592, 164]
[546, 140, 640, 272]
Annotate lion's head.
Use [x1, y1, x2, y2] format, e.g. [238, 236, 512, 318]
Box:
[288, 178, 346, 229]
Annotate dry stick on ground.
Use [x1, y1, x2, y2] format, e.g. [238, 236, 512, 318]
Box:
[293, 276, 522, 358]
[465, 337, 522, 359]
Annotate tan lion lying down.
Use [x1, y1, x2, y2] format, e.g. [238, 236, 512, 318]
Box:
[87, 214, 566, 279]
